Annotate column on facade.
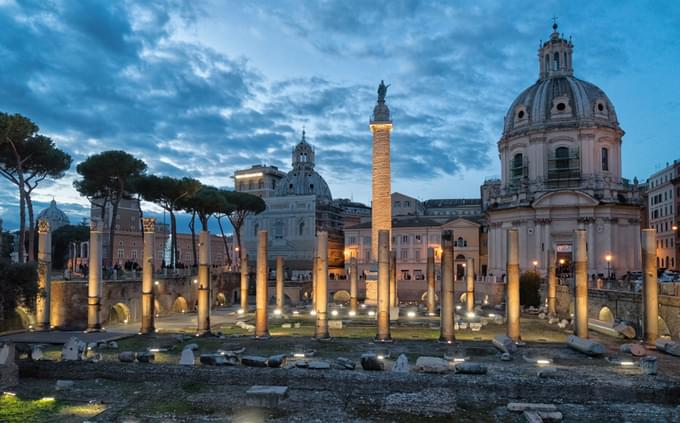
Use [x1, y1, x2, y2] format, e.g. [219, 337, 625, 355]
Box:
[315, 231, 330, 339]
[439, 230, 455, 343]
[534, 222, 542, 275]
[642, 229, 659, 345]
[87, 219, 103, 332]
[240, 254, 249, 312]
[426, 247, 436, 315]
[574, 229, 588, 338]
[36, 220, 51, 330]
[506, 228, 521, 342]
[141, 217, 156, 334]
[587, 219, 596, 274]
[311, 254, 317, 310]
[255, 230, 269, 338]
[197, 230, 211, 335]
[376, 230, 391, 342]
[349, 257, 358, 315]
[275, 256, 284, 312]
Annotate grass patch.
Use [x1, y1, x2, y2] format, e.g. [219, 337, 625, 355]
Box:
[0, 393, 103, 423]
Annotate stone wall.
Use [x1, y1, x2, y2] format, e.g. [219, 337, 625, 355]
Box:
[553, 284, 680, 340]
[50, 272, 240, 330]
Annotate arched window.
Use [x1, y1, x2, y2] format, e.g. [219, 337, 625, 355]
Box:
[511, 153, 524, 180]
[274, 221, 284, 239]
[298, 221, 305, 236]
[253, 223, 259, 237]
[601, 147, 609, 171]
[553, 52, 560, 70]
[545, 54, 550, 73]
[555, 147, 570, 169]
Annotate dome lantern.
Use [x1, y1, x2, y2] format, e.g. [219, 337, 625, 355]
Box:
[538, 20, 574, 80]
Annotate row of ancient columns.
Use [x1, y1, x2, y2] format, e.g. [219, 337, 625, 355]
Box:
[505, 228, 659, 345]
[32, 220, 661, 347]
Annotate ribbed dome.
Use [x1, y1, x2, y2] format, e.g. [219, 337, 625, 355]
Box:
[503, 75, 620, 138]
[37, 199, 70, 231]
[274, 130, 333, 201]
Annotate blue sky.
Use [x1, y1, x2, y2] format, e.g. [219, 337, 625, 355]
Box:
[1, 0, 678, 233]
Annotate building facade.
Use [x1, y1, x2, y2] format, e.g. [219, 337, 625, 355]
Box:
[485, 24, 643, 278]
[647, 160, 680, 269]
[233, 165, 286, 199]
[240, 131, 344, 275]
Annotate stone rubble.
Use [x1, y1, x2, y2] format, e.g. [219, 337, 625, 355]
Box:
[414, 357, 449, 374]
[391, 354, 409, 373]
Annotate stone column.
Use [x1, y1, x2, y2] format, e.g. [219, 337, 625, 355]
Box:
[389, 250, 397, 308]
[87, 219, 103, 332]
[369, 85, 392, 259]
[376, 230, 391, 342]
[439, 230, 455, 343]
[196, 230, 211, 335]
[547, 248, 557, 317]
[311, 255, 317, 309]
[465, 257, 475, 314]
[427, 247, 436, 315]
[642, 229, 658, 345]
[349, 257, 358, 314]
[240, 254, 249, 312]
[275, 256, 284, 312]
[140, 217, 156, 335]
[506, 228, 520, 342]
[35, 219, 51, 330]
[315, 231, 330, 339]
[255, 230, 269, 338]
[574, 229, 588, 338]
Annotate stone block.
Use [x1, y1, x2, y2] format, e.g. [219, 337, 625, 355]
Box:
[62, 337, 87, 361]
[537, 367, 558, 378]
[392, 354, 409, 373]
[0, 343, 18, 389]
[266, 354, 286, 368]
[566, 335, 605, 356]
[136, 352, 155, 363]
[308, 361, 331, 370]
[640, 356, 657, 375]
[414, 357, 449, 374]
[493, 335, 517, 354]
[334, 357, 356, 370]
[454, 362, 487, 375]
[56, 380, 75, 390]
[241, 355, 268, 367]
[656, 339, 680, 357]
[328, 320, 343, 329]
[118, 352, 136, 363]
[179, 349, 195, 366]
[360, 353, 384, 371]
[245, 385, 288, 408]
[507, 403, 557, 412]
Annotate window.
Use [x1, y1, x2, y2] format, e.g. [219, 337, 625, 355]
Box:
[553, 52, 560, 70]
[395, 201, 401, 207]
[401, 249, 408, 260]
[555, 147, 570, 169]
[545, 54, 550, 72]
[511, 153, 524, 180]
[401, 235, 409, 243]
[415, 249, 421, 261]
[365, 249, 370, 262]
[405, 201, 411, 207]
[253, 223, 259, 237]
[130, 249, 137, 260]
[415, 234, 422, 244]
[274, 221, 284, 239]
[349, 236, 356, 245]
[601, 147, 609, 171]
[299, 221, 305, 236]
[118, 248, 124, 259]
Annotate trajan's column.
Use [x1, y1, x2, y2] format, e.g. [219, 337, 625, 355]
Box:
[370, 80, 392, 260]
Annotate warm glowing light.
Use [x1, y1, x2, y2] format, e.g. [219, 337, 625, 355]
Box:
[331, 310, 339, 316]
[293, 353, 305, 358]
[237, 309, 244, 315]
[462, 263, 466, 268]
[455, 305, 462, 310]
[348, 310, 356, 317]
[310, 310, 317, 316]
[559, 259, 565, 265]
[234, 172, 264, 179]
[620, 361, 635, 366]
[123, 319, 128, 324]
[605, 255, 612, 262]
[154, 280, 159, 285]
[466, 312, 475, 319]
[536, 359, 551, 365]
[673, 225, 678, 231]
[40, 397, 56, 402]
[2, 391, 16, 396]
[377, 355, 384, 360]
[193, 279, 198, 284]
[532, 260, 538, 266]
[407, 311, 416, 318]
[148, 348, 161, 352]
[274, 309, 282, 315]
[292, 310, 300, 315]
[360, 304, 367, 309]
[488, 313, 496, 318]
[453, 358, 465, 363]
[368, 310, 376, 317]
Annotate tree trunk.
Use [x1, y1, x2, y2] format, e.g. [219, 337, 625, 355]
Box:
[189, 211, 197, 268]
[228, 213, 244, 266]
[217, 216, 232, 268]
[25, 188, 35, 262]
[11, 144, 26, 263]
[170, 210, 177, 269]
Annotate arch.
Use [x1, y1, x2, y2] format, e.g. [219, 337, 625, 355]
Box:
[544, 54, 550, 72]
[555, 146, 570, 169]
[216, 292, 226, 306]
[420, 291, 439, 302]
[15, 306, 34, 329]
[332, 290, 351, 303]
[106, 302, 130, 325]
[553, 51, 560, 70]
[511, 153, 524, 180]
[298, 220, 305, 236]
[154, 299, 162, 315]
[172, 296, 189, 313]
[459, 292, 468, 304]
[455, 254, 466, 261]
[598, 306, 615, 324]
[233, 289, 239, 304]
[659, 316, 671, 338]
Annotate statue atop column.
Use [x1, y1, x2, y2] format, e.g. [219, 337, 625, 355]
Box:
[377, 80, 390, 103]
[371, 80, 391, 123]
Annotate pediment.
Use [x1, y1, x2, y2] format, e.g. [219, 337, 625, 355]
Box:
[442, 218, 480, 229]
[532, 191, 598, 208]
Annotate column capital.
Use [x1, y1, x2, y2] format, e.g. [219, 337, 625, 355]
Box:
[143, 217, 156, 233]
[90, 218, 103, 232]
[38, 219, 50, 233]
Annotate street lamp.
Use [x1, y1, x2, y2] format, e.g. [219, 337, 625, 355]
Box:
[532, 260, 538, 273]
[605, 255, 612, 280]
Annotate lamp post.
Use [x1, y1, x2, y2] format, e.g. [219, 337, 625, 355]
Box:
[559, 258, 565, 278]
[605, 255, 612, 280]
[532, 260, 538, 273]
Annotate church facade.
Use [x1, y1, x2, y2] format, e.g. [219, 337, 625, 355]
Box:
[240, 131, 344, 276]
[485, 24, 643, 278]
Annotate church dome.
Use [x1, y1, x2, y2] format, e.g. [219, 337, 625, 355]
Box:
[37, 199, 70, 231]
[275, 130, 333, 201]
[502, 24, 620, 139]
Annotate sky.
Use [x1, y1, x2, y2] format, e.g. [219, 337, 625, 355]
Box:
[0, 0, 678, 233]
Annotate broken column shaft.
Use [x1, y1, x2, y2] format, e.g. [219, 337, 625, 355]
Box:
[376, 230, 391, 341]
[36, 219, 51, 330]
[465, 256, 475, 314]
[574, 229, 588, 338]
[87, 219, 103, 332]
[642, 229, 658, 345]
[389, 249, 397, 308]
[275, 256, 284, 312]
[439, 230, 455, 343]
[427, 247, 436, 315]
[547, 248, 557, 317]
[506, 228, 520, 342]
[141, 217, 156, 334]
[240, 254, 249, 312]
[315, 231, 330, 339]
[350, 257, 358, 314]
[255, 230, 269, 338]
[197, 230, 211, 335]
